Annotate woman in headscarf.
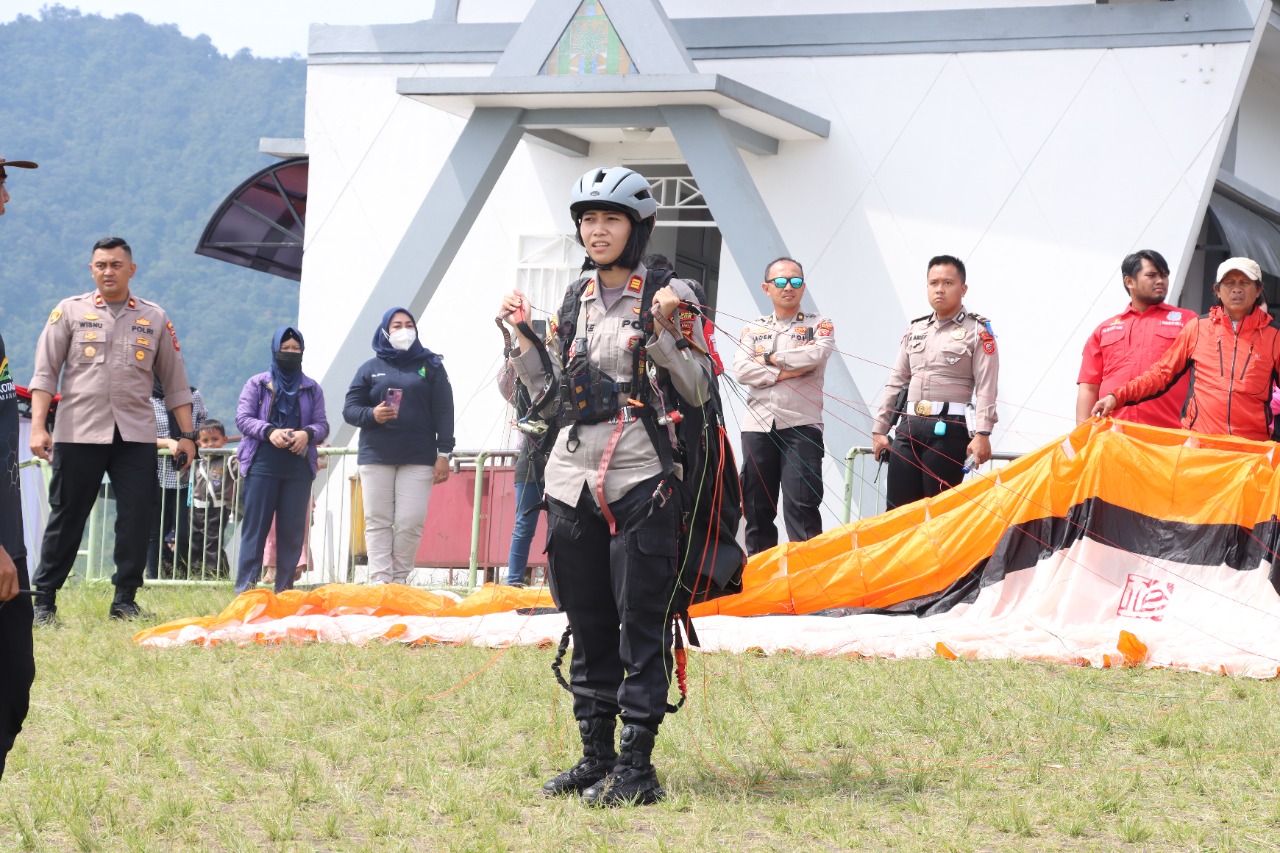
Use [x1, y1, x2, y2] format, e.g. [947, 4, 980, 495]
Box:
[343, 307, 454, 585]
[234, 327, 329, 594]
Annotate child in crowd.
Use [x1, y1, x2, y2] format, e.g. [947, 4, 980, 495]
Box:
[188, 420, 239, 578]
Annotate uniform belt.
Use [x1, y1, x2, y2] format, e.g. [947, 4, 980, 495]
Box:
[191, 497, 227, 510]
[909, 401, 960, 417]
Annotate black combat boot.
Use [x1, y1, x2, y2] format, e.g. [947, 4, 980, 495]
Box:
[108, 586, 150, 621]
[582, 723, 664, 807]
[542, 717, 616, 797]
[33, 593, 58, 627]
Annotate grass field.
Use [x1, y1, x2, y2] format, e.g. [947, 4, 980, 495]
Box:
[3, 584, 1279, 851]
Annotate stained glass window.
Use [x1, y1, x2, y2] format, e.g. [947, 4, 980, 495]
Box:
[542, 0, 636, 76]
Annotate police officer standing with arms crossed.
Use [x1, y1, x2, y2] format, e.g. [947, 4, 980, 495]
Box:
[872, 255, 999, 510]
[28, 237, 197, 623]
[733, 257, 836, 555]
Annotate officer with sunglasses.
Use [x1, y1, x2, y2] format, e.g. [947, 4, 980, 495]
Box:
[733, 257, 836, 555]
[871, 255, 999, 510]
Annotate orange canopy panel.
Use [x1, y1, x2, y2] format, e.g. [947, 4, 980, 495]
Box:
[136, 420, 1280, 677]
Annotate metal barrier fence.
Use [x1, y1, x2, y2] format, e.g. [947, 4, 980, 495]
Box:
[19, 446, 539, 590]
[840, 446, 1023, 523]
[20, 447, 367, 587]
[19, 443, 1025, 587]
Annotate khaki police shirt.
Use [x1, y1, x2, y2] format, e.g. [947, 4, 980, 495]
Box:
[511, 265, 713, 507]
[872, 306, 999, 434]
[733, 311, 836, 433]
[30, 290, 193, 445]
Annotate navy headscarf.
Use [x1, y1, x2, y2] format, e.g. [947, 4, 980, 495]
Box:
[269, 326, 304, 426]
[372, 306, 442, 369]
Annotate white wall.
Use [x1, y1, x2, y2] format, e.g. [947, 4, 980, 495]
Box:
[300, 35, 1252, 535]
[1234, 58, 1280, 199]
[701, 42, 1248, 459]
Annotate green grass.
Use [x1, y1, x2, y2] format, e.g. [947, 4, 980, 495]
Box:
[4, 585, 1280, 851]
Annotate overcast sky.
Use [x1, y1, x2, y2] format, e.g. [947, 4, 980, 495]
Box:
[2, 2, 440, 58]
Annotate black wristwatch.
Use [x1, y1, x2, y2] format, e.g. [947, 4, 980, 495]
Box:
[178, 431, 197, 442]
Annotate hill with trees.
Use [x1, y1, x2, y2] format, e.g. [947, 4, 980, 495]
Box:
[0, 6, 306, 422]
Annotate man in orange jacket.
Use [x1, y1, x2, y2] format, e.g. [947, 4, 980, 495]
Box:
[1093, 257, 1280, 441]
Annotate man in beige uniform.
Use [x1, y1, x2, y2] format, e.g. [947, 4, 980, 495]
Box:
[871, 254, 999, 510]
[29, 236, 196, 622]
[734, 257, 836, 555]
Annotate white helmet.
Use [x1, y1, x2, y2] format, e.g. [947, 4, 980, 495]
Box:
[569, 166, 658, 223]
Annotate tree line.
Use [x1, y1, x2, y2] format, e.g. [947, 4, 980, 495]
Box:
[0, 6, 306, 422]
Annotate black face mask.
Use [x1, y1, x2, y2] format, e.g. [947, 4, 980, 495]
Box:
[274, 351, 303, 369]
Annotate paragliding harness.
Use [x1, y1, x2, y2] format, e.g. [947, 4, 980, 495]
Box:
[515, 267, 746, 714]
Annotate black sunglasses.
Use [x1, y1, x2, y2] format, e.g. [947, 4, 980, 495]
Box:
[769, 277, 805, 289]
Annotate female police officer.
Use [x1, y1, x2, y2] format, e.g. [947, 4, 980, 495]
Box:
[498, 166, 713, 806]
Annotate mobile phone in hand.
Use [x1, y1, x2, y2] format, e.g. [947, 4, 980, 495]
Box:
[385, 388, 403, 411]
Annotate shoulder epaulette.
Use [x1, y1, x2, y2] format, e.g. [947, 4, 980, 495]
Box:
[968, 313, 990, 325]
[910, 313, 932, 324]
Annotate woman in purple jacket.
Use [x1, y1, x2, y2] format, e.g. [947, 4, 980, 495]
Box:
[234, 327, 329, 594]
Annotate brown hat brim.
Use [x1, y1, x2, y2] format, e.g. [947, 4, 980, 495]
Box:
[0, 159, 38, 169]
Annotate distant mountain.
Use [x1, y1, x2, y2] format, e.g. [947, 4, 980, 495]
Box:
[0, 5, 306, 423]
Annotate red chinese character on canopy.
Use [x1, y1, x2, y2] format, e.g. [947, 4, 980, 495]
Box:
[1117, 574, 1174, 622]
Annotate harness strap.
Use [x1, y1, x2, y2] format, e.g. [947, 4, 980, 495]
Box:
[666, 613, 689, 713]
[595, 418, 628, 535]
[551, 626, 623, 706]
[514, 319, 559, 421]
[552, 622, 692, 715]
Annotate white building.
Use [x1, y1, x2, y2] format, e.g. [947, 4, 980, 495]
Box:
[265, 0, 1280, 535]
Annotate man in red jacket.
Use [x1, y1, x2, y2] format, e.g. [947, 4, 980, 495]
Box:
[1076, 250, 1197, 427]
[1093, 257, 1280, 441]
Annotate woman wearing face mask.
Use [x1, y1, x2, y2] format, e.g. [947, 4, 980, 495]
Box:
[343, 307, 455, 585]
[234, 327, 329, 595]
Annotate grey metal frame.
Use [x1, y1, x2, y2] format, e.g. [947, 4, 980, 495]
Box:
[318, 0, 871, 455]
[310, 0, 1255, 65]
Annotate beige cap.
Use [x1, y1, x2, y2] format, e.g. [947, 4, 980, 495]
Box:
[1216, 257, 1263, 283]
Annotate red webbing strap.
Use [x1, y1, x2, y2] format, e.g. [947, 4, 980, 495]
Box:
[667, 613, 689, 713]
[595, 418, 628, 535]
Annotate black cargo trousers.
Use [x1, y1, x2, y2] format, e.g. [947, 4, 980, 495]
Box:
[545, 473, 683, 731]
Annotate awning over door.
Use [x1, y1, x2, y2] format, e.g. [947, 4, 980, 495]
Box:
[1207, 193, 1280, 278]
[195, 157, 307, 281]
